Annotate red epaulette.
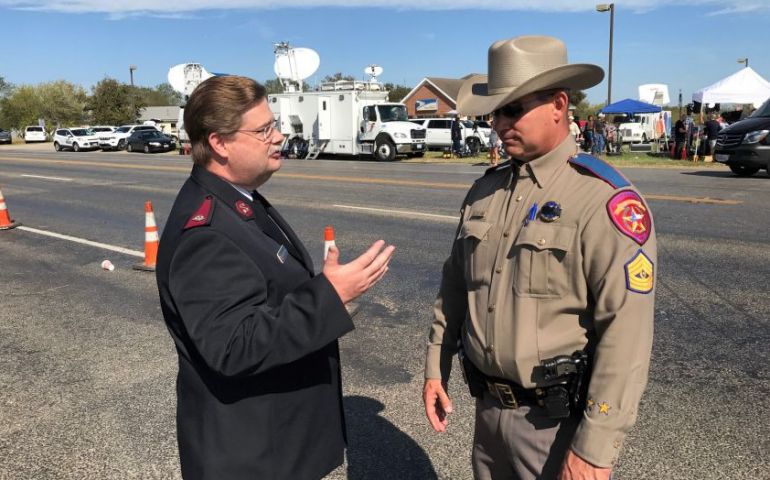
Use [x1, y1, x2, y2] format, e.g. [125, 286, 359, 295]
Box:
[183, 196, 214, 230]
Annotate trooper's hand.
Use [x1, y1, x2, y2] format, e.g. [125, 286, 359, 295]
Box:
[423, 378, 452, 432]
[323, 240, 395, 304]
[559, 449, 611, 480]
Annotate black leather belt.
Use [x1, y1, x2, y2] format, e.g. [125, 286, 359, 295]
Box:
[484, 378, 543, 409]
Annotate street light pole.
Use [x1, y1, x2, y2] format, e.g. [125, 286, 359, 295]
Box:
[129, 65, 137, 124]
[737, 57, 748, 68]
[596, 3, 615, 106]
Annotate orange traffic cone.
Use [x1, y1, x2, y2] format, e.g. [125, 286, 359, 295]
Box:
[323, 225, 335, 261]
[0, 187, 20, 230]
[133, 201, 158, 271]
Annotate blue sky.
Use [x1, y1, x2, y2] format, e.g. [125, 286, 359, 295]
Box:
[1, 0, 768, 106]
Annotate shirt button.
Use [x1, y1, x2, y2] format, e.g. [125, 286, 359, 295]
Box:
[486, 345, 495, 353]
[495, 267, 502, 273]
[515, 195, 523, 202]
[503, 232, 509, 237]
[487, 305, 495, 312]
[537, 238, 546, 246]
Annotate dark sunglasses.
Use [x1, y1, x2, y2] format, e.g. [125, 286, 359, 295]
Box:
[492, 90, 562, 119]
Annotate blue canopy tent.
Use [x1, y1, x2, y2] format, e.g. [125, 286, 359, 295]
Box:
[599, 98, 661, 114]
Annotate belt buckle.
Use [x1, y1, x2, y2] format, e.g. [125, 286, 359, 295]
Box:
[493, 382, 518, 409]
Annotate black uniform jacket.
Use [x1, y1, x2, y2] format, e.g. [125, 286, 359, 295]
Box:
[156, 165, 354, 480]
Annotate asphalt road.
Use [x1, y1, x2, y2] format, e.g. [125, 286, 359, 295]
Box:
[0, 146, 768, 479]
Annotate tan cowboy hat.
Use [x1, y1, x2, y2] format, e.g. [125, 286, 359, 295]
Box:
[457, 36, 604, 116]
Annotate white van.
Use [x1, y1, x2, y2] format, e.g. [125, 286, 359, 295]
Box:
[23, 126, 47, 143]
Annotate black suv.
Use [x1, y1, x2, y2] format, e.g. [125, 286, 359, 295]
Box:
[714, 98, 770, 176]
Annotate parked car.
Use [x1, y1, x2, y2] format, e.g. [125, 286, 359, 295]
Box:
[53, 128, 101, 152]
[88, 126, 116, 136]
[714, 98, 770, 177]
[125, 129, 176, 153]
[409, 118, 486, 153]
[23, 126, 47, 143]
[100, 124, 160, 151]
[0, 128, 12, 145]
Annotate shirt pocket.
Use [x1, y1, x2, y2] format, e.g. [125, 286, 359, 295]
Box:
[458, 219, 493, 288]
[512, 223, 576, 298]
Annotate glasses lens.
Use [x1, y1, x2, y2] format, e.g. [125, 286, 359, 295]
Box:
[495, 103, 524, 118]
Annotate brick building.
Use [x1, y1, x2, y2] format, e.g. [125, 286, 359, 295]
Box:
[401, 75, 480, 118]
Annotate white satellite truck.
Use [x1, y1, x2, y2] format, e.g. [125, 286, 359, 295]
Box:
[617, 84, 671, 144]
[268, 43, 426, 161]
[167, 63, 217, 155]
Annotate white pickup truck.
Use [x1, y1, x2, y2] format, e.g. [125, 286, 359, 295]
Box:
[99, 124, 161, 151]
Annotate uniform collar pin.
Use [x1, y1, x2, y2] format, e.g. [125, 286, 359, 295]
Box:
[539, 201, 561, 222]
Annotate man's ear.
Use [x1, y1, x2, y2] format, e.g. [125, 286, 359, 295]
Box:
[208, 131, 230, 159]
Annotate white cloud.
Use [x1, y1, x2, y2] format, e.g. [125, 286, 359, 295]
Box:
[0, 0, 768, 16]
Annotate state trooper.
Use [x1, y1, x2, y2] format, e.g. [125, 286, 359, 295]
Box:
[423, 36, 656, 480]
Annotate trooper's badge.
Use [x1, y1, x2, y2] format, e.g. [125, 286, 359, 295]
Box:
[539, 201, 562, 222]
[625, 249, 654, 294]
[607, 190, 651, 245]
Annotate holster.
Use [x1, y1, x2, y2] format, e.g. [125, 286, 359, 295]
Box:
[459, 351, 487, 398]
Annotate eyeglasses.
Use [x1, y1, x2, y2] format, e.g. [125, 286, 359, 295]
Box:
[236, 120, 278, 142]
[492, 90, 562, 119]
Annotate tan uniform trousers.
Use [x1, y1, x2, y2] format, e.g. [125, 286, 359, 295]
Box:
[472, 392, 580, 480]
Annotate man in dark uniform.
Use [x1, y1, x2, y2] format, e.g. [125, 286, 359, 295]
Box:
[156, 75, 394, 479]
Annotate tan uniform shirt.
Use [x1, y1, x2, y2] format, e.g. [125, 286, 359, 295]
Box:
[425, 136, 656, 467]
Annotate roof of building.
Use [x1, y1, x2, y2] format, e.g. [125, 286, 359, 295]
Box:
[401, 74, 480, 104]
[138, 106, 180, 122]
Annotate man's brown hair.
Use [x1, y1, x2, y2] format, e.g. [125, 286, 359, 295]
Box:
[183, 76, 267, 166]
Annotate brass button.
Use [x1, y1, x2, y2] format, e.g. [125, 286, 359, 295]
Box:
[495, 267, 502, 273]
[486, 345, 495, 353]
[515, 195, 523, 202]
[503, 232, 509, 237]
[487, 305, 495, 312]
[537, 238, 546, 246]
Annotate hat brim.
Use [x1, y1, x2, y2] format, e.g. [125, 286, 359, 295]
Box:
[457, 64, 604, 116]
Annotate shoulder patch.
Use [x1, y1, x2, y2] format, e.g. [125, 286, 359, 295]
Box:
[183, 196, 214, 230]
[625, 249, 654, 294]
[569, 153, 630, 189]
[607, 190, 651, 245]
[235, 199, 253, 219]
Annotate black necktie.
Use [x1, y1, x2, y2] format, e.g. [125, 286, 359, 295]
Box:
[250, 190, 301, 260]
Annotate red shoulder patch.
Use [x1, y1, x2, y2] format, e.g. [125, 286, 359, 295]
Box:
[184, 196, 213, 230]
[606, 190, 651, 245]
[235, 200, 253, 218]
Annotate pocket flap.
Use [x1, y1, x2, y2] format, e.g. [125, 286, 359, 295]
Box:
[515, 223, 575, 251]
[458, 220, 492, 240]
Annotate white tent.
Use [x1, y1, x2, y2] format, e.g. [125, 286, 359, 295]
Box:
[692, 67, 770, 108]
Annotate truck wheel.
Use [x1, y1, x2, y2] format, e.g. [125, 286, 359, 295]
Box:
[375, 138, 396, 161]
[117, 139, 126, 150]
[54, 142, 61, 152]
[127, 143, 133, 152]
[728, 164, 759, 176]
[466, 137, 481, 155]
[72, 142, 80, 152]
[642, 133, 648, 143]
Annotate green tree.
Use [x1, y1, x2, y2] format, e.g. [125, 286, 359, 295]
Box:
[38, 80, 88, 129]
[89, 77, 144, 125]
[263, 78, 285, 94]
[570, 90, 587, 107]
[0, 76, 12, 98]
[383, 83, 412, 103]
[0, 85, 43, 131]
[134, 83, 183, 106]
[322, 72, 355, 83]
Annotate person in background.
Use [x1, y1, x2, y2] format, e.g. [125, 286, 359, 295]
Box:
[569, 115, 581, 143]
[451, 116, 463, 156]
[488, 118, 500, 166]
[583, 114, 594, 153]
[674, 114, 687, 159]
[592, 113, 606, 155]
[704, 113, 721, 159]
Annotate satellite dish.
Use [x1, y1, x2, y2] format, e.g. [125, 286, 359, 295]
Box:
[273, 47, 320, 82]
[168, 63, 215, 97]
[638, 84, 670, 106]
[364, 64, 383, 79]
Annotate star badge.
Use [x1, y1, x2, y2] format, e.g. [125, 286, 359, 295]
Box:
[598, 402, 611, 415]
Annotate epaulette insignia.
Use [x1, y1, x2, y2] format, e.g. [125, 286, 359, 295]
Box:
[183, 196, 214, 230]
[569, 153, 630, 189]
[607, 190, 651, 245]
[625, 249, 654, 294]
[235, 200, 253, 219]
